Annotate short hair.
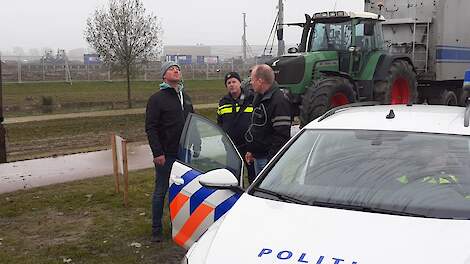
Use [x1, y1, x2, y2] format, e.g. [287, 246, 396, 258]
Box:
[252, 64, 275, 85]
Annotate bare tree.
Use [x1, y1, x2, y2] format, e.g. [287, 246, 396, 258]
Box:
[85, 0, 162, 108]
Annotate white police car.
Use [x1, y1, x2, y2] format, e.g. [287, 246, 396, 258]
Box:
[169, 104, 470, 264]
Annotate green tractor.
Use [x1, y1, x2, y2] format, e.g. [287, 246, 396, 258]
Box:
[268, 11, 417, 126]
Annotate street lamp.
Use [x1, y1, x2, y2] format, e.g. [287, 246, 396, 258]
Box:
[0, 53, 7, 163]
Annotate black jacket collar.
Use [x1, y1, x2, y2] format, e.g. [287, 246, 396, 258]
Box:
[255, 82, 279, 104]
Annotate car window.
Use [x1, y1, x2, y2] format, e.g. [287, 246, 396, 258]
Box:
[179, 114, 243, 180]
[257, 129, 470, 219]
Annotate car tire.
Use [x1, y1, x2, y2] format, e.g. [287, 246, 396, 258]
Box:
[428, 89, 458, 106]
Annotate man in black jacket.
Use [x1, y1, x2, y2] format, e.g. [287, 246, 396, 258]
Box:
[145, 61, 196, 242]
[217, 72, 256, 184]
[245, 64, 292, 175]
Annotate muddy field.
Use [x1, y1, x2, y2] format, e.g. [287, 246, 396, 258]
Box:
[4, 108, 216, 162]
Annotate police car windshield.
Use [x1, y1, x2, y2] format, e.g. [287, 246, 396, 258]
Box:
[257, 130, 470, 219]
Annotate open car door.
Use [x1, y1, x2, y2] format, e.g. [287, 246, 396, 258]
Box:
[169, 113, 244, 249]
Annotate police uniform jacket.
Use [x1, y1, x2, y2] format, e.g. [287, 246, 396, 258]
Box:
[217, 88, 254, 149]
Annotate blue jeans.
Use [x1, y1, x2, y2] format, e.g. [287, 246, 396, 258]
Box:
[152, 155, 176, 236]
[254, 158, 268, 175]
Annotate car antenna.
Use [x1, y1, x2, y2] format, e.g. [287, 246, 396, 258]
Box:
[386, 109, 395, 119]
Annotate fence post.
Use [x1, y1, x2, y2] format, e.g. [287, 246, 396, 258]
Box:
[42, 61, 45, 81]
[111, 133, 120, 193]
[17, 57, 22, 83]
[122, 139, 129, 207]
[191, 64, 194, 80]
[206, 63, 209, 80]
[144, 65, 147, 81]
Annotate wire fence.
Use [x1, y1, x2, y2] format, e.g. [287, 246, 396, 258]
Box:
[1, 56, 255, 83]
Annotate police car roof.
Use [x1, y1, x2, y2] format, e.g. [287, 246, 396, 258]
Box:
[305, 105, 470, 136]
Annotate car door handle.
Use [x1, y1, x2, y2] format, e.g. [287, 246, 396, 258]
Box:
[173, 178, 185, 185]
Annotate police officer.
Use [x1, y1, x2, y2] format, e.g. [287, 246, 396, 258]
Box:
[217, 72, 256, 184]
[245, 64, 292, 175]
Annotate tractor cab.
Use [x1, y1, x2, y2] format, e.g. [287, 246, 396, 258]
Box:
[297, 11, 385, 76]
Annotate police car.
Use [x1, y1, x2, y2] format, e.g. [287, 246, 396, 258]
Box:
[169, 103, 470, 264]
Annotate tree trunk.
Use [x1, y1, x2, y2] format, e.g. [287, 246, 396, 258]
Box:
[126, 65, 132, 109]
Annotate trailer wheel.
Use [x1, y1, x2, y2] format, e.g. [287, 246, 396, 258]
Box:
[428, 90, 458, 106]
[299, 77, 356, 127]
[374, 60, 417, 104]
[460, 90, 470, 106]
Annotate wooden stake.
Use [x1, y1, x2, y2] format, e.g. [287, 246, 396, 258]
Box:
[111, 133, 120, 193]
[122, 139, 129, 207]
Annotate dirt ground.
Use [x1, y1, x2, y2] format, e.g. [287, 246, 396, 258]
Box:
[5, 108, 216, 162]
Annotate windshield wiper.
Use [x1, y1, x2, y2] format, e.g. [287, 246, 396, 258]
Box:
[309, 200, 429, 218]
[252, 187, 309, 205]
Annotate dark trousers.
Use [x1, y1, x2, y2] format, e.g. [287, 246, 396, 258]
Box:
[152, 155, 176, 235]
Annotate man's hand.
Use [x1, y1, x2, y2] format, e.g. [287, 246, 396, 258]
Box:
[245, 152, 254, 164]
[154, 155, 166, 166]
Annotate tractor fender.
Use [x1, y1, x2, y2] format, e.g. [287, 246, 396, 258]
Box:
[320, 70, 359, 99]
[373, 54, 416, 81]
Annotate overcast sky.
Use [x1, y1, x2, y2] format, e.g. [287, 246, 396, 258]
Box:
[0, 0, 363, 54]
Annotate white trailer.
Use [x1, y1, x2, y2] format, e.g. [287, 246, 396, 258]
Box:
[365, 0, 470, 104]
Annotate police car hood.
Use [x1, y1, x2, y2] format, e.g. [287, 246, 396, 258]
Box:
[201, 194, 470, 264]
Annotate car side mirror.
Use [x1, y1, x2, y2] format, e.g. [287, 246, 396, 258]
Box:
[287, 47, 299, 54]
[199, 169, 244, 193]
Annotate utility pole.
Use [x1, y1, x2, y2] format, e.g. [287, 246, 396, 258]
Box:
[242, 13, 247, 61]
[277, 0, 285, 56]
[0, 53, 7, 163]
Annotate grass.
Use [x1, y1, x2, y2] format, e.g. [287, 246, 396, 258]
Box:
[5, 108, 218, 162]
[0, 169, 185, 264]
[4, 80, 226, 117]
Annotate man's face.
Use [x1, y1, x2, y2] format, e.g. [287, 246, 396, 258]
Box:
[164, 66, 181, 82]
[226, 78, 241, 97]
[250, 71, 262, 93]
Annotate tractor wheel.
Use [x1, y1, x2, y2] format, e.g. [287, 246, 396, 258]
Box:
[428, 90, 458, 106]
[299, 77, 356, 127]
[374, 60, 417, 104]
